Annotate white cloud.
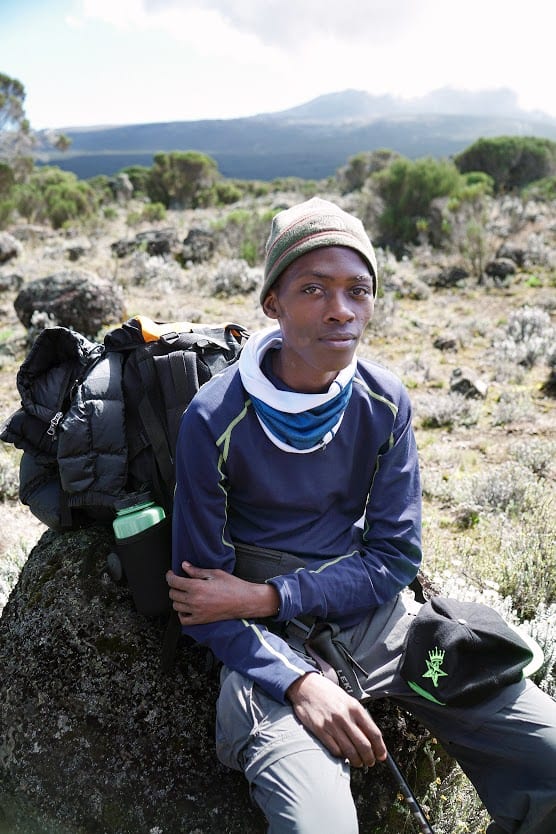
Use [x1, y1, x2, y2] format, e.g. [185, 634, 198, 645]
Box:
[33, 0, 556, 123]
[77, 0, 278, 60]
[143, 0, 424, 47]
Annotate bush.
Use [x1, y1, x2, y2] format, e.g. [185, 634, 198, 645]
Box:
[522, 175, 556, 202]
[457, 461, 538, 516]
[14, 165, 97, 228]
[211, 258, 258, 296]
[141, 202, 166, 222]
[374, 157, 463, 253]
[0, 162, 15, 228]
[214, 181, 243, 205]
[87, 174, 114, 205]
[493, 306, 555, 369]
[509, 438, 556, 478]
[148, 151, 219, 209]
[413, 391, 480, 429]
[213, 207, 276, 266]
[269, 176, 319, 197]
[120, 165, 152, 196]
[337, 149, 401, 193]
[455, 136, 556, 193]
[497, 504, 556, 619]
[491, 391, 535, 426]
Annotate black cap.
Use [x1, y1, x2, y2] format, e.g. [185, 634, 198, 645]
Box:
[401, 597, 534, 706]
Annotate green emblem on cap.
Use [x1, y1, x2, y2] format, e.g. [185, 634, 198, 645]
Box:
[422, 647, 448, 688]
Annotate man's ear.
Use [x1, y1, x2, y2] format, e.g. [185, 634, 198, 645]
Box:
[262, 289, 280, 320]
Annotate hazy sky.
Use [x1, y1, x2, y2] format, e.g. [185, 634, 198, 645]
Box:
[3, 0, 556, 129]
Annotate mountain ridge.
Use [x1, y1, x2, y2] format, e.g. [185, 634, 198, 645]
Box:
[37, 88, 556, 181]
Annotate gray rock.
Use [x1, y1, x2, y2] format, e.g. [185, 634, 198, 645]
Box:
[179, 229, 215, 265]
[433, 335, 458, 352]
[496, 243, 525, 268]
[65, 243, 91, 262]
[13, 270, 126, 338]
[425, 266, 469, 289]
[485, 258, 517, 281]
[0, 273, 24, 293]
[110, 173, 134, 203]
[0, 233, 21, 265]
[110, 238, 136, 259]
[135, 228, 178, 257]
[0, 528, 439, 834]
[9, 225, 54, 242]
[450, 367, 488, 399]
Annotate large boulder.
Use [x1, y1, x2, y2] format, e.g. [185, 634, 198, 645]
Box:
[135, 228, 178, 257]
[13, 270, 125, 338]
[0, 528, 440, 834]
[179, 229, 215, 265]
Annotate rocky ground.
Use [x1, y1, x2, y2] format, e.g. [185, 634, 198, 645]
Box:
[0, 190, 555, 832]
[0, 192, 555, 597]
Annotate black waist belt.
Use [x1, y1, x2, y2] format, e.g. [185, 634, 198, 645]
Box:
[233, 542, 316, 633]
[232, 541, 425, 633]
[233, 541, 307, 582]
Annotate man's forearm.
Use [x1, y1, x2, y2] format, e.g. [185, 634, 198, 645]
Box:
[167, 564, 280, 624]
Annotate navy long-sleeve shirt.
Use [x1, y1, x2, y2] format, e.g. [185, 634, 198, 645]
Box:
[172, 357, 422, 703]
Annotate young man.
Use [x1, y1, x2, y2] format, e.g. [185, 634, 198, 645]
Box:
[167, 198, 556, 834]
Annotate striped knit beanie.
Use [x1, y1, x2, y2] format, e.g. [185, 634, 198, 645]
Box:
[260, 197, 378, 305]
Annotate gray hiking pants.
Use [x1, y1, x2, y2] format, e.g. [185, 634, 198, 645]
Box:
[216, 593, 556, 834]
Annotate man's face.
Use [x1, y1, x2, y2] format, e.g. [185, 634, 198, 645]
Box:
[262, 246, 375, 393]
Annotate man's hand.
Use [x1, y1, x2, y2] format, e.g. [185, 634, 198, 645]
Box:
[166, 563, 280, 625]
[286, 673, 387, 768]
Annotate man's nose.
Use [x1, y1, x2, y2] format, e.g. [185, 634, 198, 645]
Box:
[325, 292, 355, 321]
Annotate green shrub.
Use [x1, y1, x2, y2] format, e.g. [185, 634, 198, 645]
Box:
[148, 151, 219, 209]
[141, 201, 166, 222]
[269, 176, 318, 197]
[213, 207, 277, 266]
[455, 136, 556, 193]
[0, 163, 15, 228]
[0, 162, 15, 197]
[87, 174, 114, 205]
[337, 149, 401, 193]
[374, 156, 462, 252]
[14, 165, 97, 228]
[522, 175, 556, 202]
[120, 165, 152, 196]
[214, 181, 243, 205]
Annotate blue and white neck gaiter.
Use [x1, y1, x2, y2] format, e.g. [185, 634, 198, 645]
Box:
[238, 327, 356, 454]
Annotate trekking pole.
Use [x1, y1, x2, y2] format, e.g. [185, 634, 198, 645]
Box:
[384, 751, 434, 834]
[305, 624, 435, 834]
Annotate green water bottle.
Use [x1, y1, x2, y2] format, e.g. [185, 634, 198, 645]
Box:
[113, 492, 166, 539]
[112, 491, 172, 617]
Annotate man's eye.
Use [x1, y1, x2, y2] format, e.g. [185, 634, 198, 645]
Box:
[302, 285, 321, 294]
[352, 286, 371, 296]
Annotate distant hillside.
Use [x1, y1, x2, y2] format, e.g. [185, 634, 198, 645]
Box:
[36, 88, 556, 181]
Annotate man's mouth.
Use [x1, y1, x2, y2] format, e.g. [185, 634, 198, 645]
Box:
[319, 331, 358, 346]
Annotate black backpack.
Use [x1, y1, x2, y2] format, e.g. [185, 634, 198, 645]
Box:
[1, 316, 248, 619]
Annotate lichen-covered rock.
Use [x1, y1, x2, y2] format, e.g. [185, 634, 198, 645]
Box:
[0, 527, 438, 834]
[135, 228, 178, 257]
[179, 229, 215, 265]
[13, 270, 126, 338]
